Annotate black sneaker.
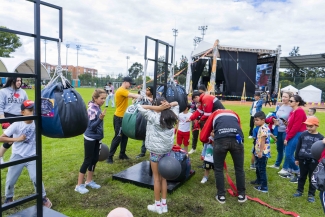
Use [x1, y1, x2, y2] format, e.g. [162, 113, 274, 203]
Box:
[216, 195, 226, 204]
[119, 154, 130, 160]
[4, 197, 13, 204]
[106, 157, 113, 164]
[136, 153, 145, 159]
[238, 195, 247, 203]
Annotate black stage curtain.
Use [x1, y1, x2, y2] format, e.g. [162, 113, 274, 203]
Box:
[219, 51, 257, 97]
[191, 59, 208, 90]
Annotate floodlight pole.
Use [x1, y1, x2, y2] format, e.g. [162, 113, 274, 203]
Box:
[76, 45, 81, 77]
[193, 36, 202, 50]
[172, 28, 178, 66]
[198, 25, 208, 41]
[274, 45, 282, 93]
[66, 44, 70, 78]
[126, 56, 130, 76]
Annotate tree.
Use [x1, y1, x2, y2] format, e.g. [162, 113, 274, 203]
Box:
[128, 62, 143, 79]
[178, 74, 186, 85]
[78, 73, 92, 86]
[0, 26, 22, 57]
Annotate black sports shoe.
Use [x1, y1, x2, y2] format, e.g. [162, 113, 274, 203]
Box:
[216, 195, 226, 204]
[136, 153, 145, 158]
[119, 154, 130, 160]
[106, 157, 113, 164]
[238, 195, 247, 203]
[4, 197, 13, 204]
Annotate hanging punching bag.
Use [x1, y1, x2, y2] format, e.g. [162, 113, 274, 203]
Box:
[41, 81, 88, 138]
[157, 82, 188, 113]
[122, 98, 150, 141]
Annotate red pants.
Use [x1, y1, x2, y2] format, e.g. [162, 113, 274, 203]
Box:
[177, 130, 190, 146]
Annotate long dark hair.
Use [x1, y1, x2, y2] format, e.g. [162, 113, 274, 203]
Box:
[292, 95, 306, 106]
[4, 77, 22, 90]
[154, 97, 178, 129]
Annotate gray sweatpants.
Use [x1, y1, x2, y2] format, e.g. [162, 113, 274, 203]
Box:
[5, 153, 46, 198]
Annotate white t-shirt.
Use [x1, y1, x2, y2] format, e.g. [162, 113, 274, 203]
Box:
[4, 121, 36, 157]
[178, 112, 192, 132]
[251, 101, 257, 116]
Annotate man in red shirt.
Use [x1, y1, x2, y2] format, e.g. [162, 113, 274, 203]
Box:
[200, 109, 246, 204]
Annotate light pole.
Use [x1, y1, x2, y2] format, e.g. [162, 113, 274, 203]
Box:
[198, 25, 208, 41]
[172, 28, 178, 66]
[126, 56, 130, 76]
[76, 45, 81, 78]
[66, 44, 70, 78]
[193, 36, 202, 50]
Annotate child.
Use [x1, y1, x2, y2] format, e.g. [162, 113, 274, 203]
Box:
[0, 100, 52, 208]
[136, 86, 154, 158]
[293, 116, 324, 202]
[176, 104, 192, 153]
[200, 132, 214, 183]
[137, 97, 179, 214]
[307, 108, 316, 117]
[249, 92, 263, 139]
[317, 140, 325, 213]
[251, 111, 271, 193]
[75, 89, 107, 194]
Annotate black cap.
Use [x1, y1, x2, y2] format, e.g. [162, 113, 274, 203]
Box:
[254, 92, 261, 96]
[123, 77, 136, 85]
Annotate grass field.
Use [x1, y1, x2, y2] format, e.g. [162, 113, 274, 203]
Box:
[1, 87, 324, 217]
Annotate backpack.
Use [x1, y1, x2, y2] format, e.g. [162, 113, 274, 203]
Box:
[311, 158, 325, 191]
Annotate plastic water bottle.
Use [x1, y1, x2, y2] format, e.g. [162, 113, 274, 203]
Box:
[236, 134, 242, 144]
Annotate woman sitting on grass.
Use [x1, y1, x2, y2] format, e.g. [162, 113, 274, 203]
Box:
[137, 97, 179, 214]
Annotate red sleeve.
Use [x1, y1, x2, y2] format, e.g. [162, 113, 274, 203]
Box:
[200, 97, 213, 121]
[200, 113, 214, 143]
[285, 109, 306, 141]
[265, 116, 274, 124]
[320, 149, 325, 162]
[190, 106, 203, 121]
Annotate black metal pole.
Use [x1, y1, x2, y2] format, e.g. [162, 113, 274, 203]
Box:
[34, 0, 43, 216]
[164, 44, 169, 96]
[153, 40, 159, 99]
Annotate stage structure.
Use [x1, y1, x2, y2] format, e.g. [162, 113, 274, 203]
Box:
[188, 40, 280, 98]
[0, 1, 66, 216]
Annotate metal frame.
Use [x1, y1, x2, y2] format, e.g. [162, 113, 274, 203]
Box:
[144, 36, 173, 99]
[0, 1, 62, 216]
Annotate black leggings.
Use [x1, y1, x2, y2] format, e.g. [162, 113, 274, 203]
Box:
[2, 113, 20, 149]
[79, 139, 100, 174]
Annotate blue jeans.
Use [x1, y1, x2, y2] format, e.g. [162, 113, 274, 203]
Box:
[105, 94, 115, 107]
[320, 191, 325, 214]
[283, 132, 301, 173]
[255, 156, 268, 188]
[275, 132, 286, 167]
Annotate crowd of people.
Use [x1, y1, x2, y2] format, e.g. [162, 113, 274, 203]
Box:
[0, 76, 325, 215]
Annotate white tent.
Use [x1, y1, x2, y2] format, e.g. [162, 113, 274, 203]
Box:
[0, 57, 50, 80]
[281, 85, 298, 94]
[299, 85, 322, 103]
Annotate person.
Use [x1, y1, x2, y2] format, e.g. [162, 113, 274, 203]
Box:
[307, 108, 316, 117]
[258, 70, 268, 87]
[200, 132, 214, 183]
[75, 89, 107, 194]
[293, 116, 324, 202]
[317, 141, 325, 213]
[0, 100, 52, 208]
[250, 125, 260, 170]
[264, 92, 272, 107]
[249, 92, 263, 139]
[137, 97, 179, 214]
[105, 82, 115, 108]
[279, 95, 307, 183]
[271, 91, 277, 105]
[107, 207, 134, 217]
[136, 86, 154, 158]
[188, 99, 200, 154]
[107, 77, 140, 164]
[200, 109, 246, 204]
[0, 77, 28, 162]
[267, 92, 293, 170]
[187, 91, 225, 123]
[176, 104, 192, 153]
[198, 85, 207, 94]
[250, 111, 271, 193]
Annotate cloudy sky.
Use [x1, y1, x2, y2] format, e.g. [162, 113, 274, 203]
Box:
[1, 0, 324, 77]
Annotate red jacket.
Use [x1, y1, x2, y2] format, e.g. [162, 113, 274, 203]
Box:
[190, 94, 224, 122]
[200, 109, 242, 143]
[285, 107, 307, 141]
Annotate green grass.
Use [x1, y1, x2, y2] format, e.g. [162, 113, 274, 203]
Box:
[1, 88, 324, 217]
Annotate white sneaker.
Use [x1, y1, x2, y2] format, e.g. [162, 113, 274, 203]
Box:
[278, 168, 289, 175]
[75, 184, 89, 194]
[268, 165, 280, 169]
[162, 204, 168, 213]
[188, 149, 196, 154]
[248, 136, 253, 139]
[201, 177, 208, 183]
[147, 204, 162, 214]
[85, 180, 101, 189]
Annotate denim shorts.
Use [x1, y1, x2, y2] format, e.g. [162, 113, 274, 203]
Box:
[150, 152, 168, 162]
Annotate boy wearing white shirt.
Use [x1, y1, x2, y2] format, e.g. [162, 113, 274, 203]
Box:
[176, 104, 192, 152]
